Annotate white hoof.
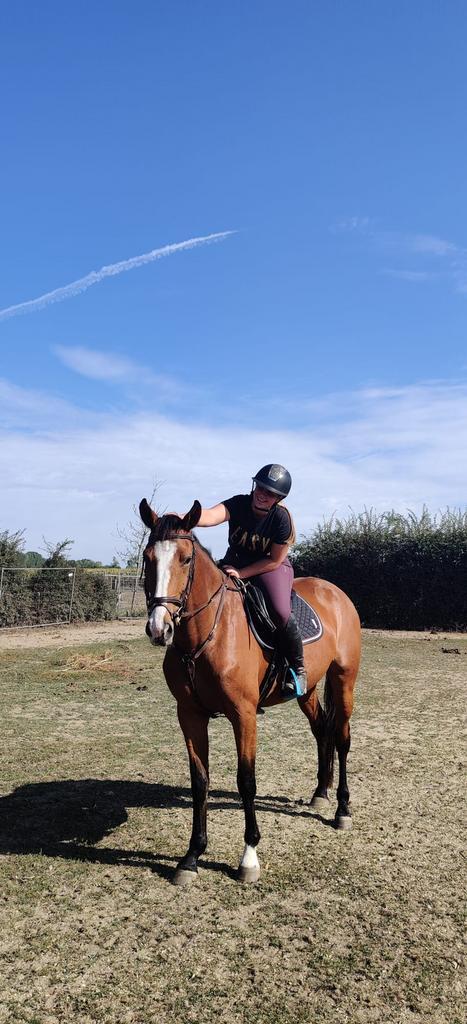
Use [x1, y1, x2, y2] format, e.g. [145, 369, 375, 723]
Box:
[335, 815, 352, 831]
[238, 864, 261, 884]
[238, 844, 260, 883]
[172, 868, 199, 886]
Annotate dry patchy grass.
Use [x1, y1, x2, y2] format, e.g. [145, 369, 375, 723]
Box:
[0, 632, 465, 1024]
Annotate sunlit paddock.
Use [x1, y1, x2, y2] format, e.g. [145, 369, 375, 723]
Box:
[0, 630, 464, 1024]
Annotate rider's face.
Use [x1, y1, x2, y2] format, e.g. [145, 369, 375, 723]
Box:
[251, 484, 278, 514]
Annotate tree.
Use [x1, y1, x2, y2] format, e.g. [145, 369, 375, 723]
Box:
[41, 538, 74, 566]
[0, 529, 25, 566]
[72, 559, 103, 568]
[23, 551, 44, 567]
[115, 480, 162, 572]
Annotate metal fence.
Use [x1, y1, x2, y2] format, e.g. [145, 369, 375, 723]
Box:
[0, 566, 146, 630]
[105, 571, 147, 618]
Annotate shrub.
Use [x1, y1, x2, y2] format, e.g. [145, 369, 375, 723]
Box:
[291, 508, 467, 630]
[0, 535, 118, 626]
[0, 531, 32, 626]
[71, 572, 118, 621]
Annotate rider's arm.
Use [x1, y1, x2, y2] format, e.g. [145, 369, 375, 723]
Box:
[237, 542, 289, 580]
[197, 503, 230, 527]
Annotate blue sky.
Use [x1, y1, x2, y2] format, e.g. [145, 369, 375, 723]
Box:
[1, 2, 466, 560]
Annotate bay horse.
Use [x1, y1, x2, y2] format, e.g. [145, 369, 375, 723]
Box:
[140, 498, 360, 886]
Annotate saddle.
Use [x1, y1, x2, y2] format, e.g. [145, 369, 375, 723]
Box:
[243, 583, 323, 651]
[237, 581, 323, 705]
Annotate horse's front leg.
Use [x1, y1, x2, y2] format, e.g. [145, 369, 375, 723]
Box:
[174, 703, 210, 886]
[231, 708, 261, 883]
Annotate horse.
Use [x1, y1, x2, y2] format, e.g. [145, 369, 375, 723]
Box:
[139, 498, 361, 886]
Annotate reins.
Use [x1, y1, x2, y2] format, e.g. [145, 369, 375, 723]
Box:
[174, 578, 230, 687]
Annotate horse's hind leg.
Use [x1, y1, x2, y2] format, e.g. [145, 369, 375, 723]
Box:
[326, 662, 356, 830]
[299, 688, 334, 810]
[173, 702, 210, 886]
[230, 707, 261, 883]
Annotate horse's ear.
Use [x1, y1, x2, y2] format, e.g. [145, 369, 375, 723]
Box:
[139, 498, 158, 529]
[181, 500, 202, 531]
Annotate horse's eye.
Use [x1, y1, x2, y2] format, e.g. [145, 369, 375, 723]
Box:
[182, 555, 192, 566]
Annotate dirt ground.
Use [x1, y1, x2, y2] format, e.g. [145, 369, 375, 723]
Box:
[0, 628, 465, 1023]
[1, 617, 465, 650]
[0, 618, 145, 650]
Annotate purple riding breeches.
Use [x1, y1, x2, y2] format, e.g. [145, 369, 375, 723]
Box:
[253, 560, 294, 628]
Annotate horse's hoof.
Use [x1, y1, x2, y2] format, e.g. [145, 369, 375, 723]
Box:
[310, 795, 330, 812]
[238, 865, 261, 884]
[335, 815, 352, 831]
[172, 868, 199, 886]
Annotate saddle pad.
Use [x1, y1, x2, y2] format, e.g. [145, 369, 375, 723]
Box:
[291, 590, 323, 644]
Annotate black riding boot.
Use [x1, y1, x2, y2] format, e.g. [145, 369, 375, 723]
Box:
[277, 615, 308, 698]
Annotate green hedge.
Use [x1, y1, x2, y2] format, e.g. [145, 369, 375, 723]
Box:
[0, 567, 118, 628]
[0, 533, 119, 627]
[291, 509, 467, 630]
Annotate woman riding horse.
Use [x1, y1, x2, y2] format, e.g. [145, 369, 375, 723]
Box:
[196, 463, 305, 697]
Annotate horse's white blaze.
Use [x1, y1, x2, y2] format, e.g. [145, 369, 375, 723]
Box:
[240, 844, 259, 870]
[148, 540, 176, 636]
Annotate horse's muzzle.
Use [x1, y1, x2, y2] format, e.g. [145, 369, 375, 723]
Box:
[146, 619, 174, 646]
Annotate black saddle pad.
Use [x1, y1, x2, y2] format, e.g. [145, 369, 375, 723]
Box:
[291, 590, 323, 645]
[243, 583, 323, 651]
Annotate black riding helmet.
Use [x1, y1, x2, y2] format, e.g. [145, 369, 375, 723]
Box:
[252, 464, 292, 498]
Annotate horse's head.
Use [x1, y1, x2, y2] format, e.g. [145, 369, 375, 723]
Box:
[139, 498, 202, 645]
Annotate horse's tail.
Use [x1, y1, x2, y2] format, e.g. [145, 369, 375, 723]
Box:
[323, 669, 337, 788]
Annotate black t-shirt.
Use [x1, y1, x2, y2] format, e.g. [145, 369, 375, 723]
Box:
[222, 493, 294, 569]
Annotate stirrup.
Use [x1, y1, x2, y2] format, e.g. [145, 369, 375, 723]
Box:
[281, 666, 307, 701]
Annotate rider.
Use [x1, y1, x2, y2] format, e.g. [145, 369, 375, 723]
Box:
[195, 463, 307, 697]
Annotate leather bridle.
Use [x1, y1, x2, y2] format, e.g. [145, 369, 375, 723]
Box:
[143, 532, 239, 684]
[144, 533, 197, 627]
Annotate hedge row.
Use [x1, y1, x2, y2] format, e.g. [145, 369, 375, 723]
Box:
[291, 509, 467, 630]
[0, 567, 118, 628]
[0, 531, 119, 627]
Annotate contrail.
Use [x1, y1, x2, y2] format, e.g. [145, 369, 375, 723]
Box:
[0, 230, 235, 322]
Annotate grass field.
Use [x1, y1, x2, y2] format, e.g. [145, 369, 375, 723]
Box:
[0, 631, 465, 1024]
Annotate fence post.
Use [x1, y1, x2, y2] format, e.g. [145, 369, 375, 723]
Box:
[131, 567, 140, 616]
[117, 571, 121, 618]
[68, 569, 77, 623]
[0, 567, 4, 603]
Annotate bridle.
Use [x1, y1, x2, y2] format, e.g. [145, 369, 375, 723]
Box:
[143, 531, 239, 685]
[144, 533, 197, 627]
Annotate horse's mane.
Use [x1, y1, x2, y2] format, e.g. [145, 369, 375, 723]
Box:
[149, 516, 221, 571]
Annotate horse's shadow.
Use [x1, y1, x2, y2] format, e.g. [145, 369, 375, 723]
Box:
[0, 779, 333, 878]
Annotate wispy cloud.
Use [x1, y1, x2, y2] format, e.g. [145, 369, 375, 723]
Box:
[382, 269, 438, 283]
[0, 231, 235, 323]
[334, 218, 467, 293]
[0, 377, 94, 431]
[53, 345, 142, 381]
[52, 344, 187, 402]
[407, 234, 456, 257]
[331, 216, 373, 234]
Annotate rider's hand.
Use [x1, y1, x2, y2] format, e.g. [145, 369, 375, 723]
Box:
[223, 566, 241, 579]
